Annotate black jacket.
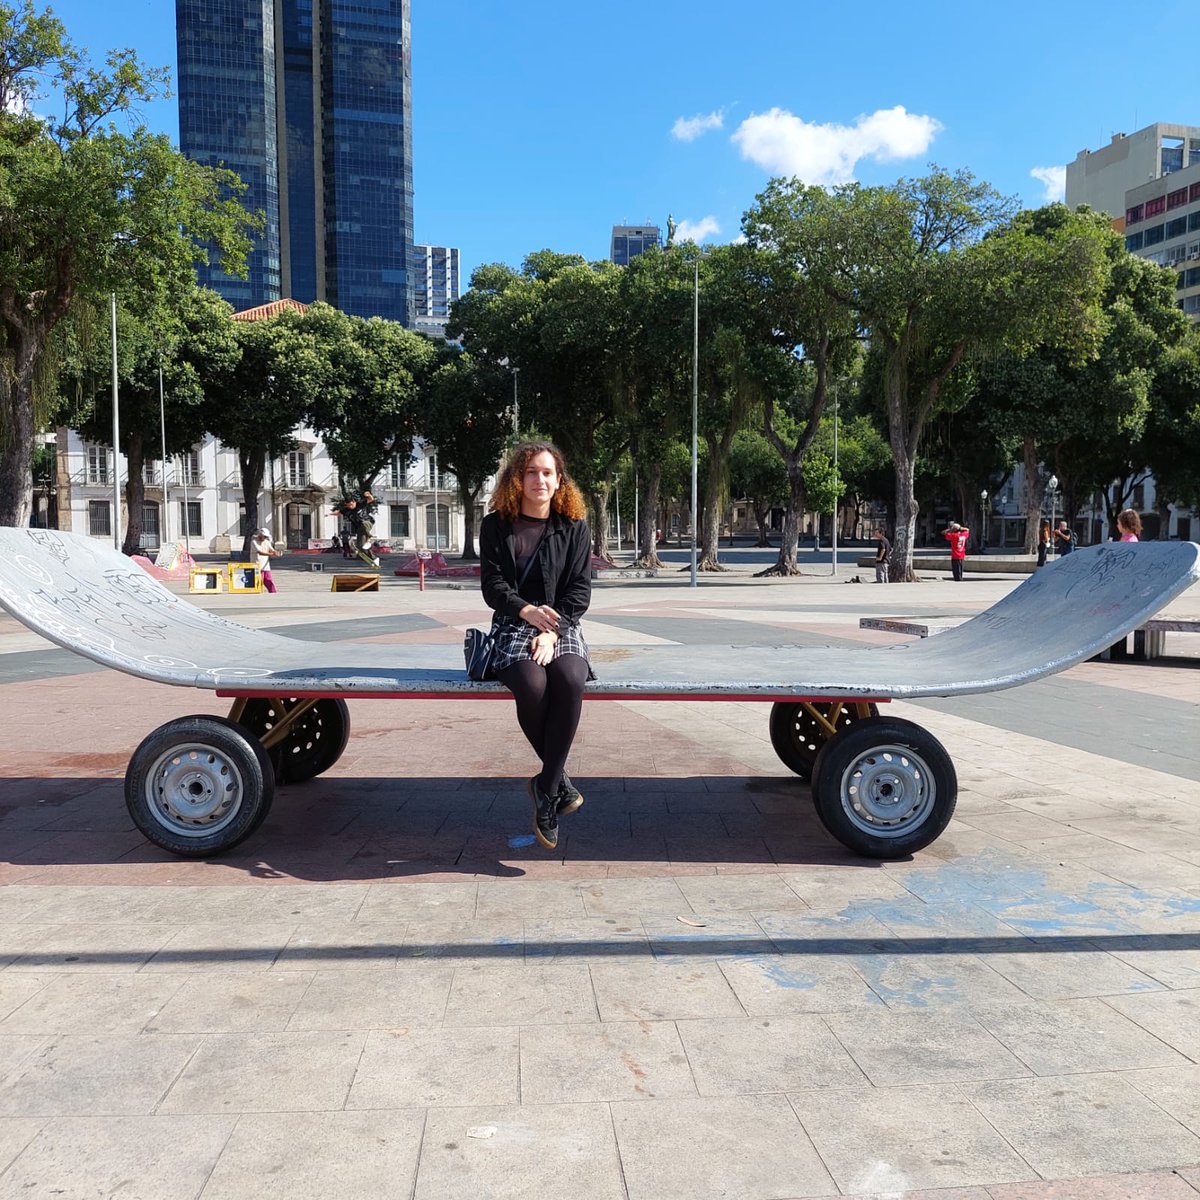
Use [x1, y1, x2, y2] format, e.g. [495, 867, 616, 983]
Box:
[480, 509, 592, 627]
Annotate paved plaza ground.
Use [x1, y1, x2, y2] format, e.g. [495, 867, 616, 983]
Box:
[1, 549, 1199, 1198]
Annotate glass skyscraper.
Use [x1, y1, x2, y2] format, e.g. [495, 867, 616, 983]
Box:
[177, 0, 414, 325]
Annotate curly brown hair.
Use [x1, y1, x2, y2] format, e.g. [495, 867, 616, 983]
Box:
[489, 440, 587, 522]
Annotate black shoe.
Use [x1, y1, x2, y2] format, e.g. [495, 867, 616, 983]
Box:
[528, 776, 558, 849]
[556, 772, 584, 816]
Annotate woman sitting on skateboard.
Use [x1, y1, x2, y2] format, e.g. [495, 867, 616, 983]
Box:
[480, 441, 594, 850]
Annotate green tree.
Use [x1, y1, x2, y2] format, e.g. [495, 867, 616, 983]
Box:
[199, 309, 323, 557]
[59, 286, 238, 553]
[419, 350, 511, 559]
[971, 210, 1183, 549]
[0, 1, 255, 527]
[824, 176, 1109, 580]
[742, 182, 862, 575]
[728, 429, 788, 546]
[301, 304, 434, 493]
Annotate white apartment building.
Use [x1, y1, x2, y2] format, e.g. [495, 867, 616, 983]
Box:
[47, 426, 472, 555]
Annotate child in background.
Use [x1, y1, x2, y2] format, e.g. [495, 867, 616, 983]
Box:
[1117, 510, 1142, 542]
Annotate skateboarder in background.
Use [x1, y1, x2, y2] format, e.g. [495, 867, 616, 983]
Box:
[943, 522, 969, 581]
[331, 494, 379, 568]
[873, 530, 890, 583]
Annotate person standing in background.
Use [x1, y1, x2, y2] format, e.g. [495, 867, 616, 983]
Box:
[943, 522, 970, 581]
[873, 529, 890, 583]
[1037, 519, 1051, 568]
[251, 528, 280, 594]
[1053, 520, 1075, 555]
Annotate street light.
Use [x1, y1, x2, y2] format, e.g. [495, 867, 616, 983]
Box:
[1047, 475, 1058, 550]
[830, 379, 843, 577]
[688, 247, 711, 588]
[980, 489, 989, 553]
[110, 292, 121, 551]
[512, 366, 519, 436]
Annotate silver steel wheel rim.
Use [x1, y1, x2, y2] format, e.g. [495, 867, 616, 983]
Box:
[144, 741, 244, 837]
[838, 742, 935, 838]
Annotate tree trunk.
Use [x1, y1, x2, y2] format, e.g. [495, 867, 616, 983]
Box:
[752, 502, 769, 547]
[698, 434, 726, 571]
[121, 431, 147, 556]
[590, 485, 611, 561]
[0, 340, 38, 529]
[889, 448, 919, 583]
[1021, 434, 1044, 555]
[239, 447, 267, 559]
[757, 466, 804, 576]
[635, 461, 665, 568]
[459, 481, 479, 560]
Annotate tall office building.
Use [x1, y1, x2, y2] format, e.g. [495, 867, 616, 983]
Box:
[610, 224, 661, 266]
[1065, 122, 1200, 321]
[177, 0, 415, 325]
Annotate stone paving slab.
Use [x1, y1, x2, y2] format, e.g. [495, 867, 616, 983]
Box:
[1, 571, 1199, 1196]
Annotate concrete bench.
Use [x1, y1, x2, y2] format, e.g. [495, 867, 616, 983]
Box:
[1132, 618, 1200, 661]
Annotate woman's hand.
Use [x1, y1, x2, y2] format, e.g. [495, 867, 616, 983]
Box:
[519, 604, 561, 633]
[531, 631, 558, 666]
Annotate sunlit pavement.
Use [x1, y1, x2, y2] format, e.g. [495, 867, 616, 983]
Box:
[1, 558, 1199, 1198]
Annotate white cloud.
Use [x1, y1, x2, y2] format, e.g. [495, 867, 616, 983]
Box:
[1030, 165, 1066, 203]
[671, 110, 724, 142]
[731, 105, 942, 185]
[675, 216, 721, 243]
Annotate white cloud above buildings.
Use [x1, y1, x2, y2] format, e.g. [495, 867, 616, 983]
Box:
[731, 105, 942, 185]
[1030, 165, 1066, 203]
[671, 110, 724, 142]
[674, 216, 721, 242]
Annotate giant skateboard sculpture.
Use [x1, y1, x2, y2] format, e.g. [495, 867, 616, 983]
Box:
[1, 529, 1197, 861]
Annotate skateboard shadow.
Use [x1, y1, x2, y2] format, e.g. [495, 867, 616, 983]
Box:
[0, 773, 884, 880]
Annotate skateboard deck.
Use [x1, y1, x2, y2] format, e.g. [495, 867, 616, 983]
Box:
[0, 529, 1196, 700]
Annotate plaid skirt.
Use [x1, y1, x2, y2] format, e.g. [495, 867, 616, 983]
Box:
[490, 615, 596, 679]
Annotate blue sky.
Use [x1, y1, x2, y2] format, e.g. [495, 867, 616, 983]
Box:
[49, 0, 1197, 285]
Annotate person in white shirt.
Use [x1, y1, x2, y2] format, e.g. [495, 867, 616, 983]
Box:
[251, 529, 280, 593]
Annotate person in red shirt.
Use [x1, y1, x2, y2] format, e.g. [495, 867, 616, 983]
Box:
[943, 522, 970, 581]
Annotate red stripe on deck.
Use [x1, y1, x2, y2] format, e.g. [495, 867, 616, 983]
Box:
[216, 689, 890, 704]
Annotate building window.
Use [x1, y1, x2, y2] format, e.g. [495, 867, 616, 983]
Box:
[1167, 188, 1189, 211]
[180, 451, 203, 487]
[142, 459, 162, 486]
[1166, 217, 1187, 240]
[426, 503, 449, 549]
[1190, 182, 1200, 203]
[285, 451, 309, 488]
[1191, 212, 1200, 233]
[389, 505, 410, 539]
[1143, 224, 1165, 246]
[1185, 294, 1200, 314]
[1125, 204, 1144, 226]
[86, 445, 111, 486]
[1145, 195, 1167, 218]
[1162, 137, 1185, 174]
[389, 453, 412, 488]
[1125, 232, 1143, 252]
[179, 500, 202, 538]
[87, 500, 111, 537]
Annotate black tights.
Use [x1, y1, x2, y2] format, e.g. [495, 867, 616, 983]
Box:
[499, 654, 589, 796]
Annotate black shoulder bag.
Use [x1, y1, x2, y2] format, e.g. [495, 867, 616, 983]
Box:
[464, 529, 547, 681]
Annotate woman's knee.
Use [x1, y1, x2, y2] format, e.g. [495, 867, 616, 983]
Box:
[546, 654, 588, 694]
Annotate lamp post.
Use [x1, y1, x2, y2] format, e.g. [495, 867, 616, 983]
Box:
[158, 351, 169, 548]
[1047, 474, 1058, 552]
[512, 366, 519, 436]
[110, 292, 121, 550]
[980, 489, 988, 553]
[830, 379, 841, 577]
[690, 253, 699, 588]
